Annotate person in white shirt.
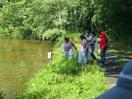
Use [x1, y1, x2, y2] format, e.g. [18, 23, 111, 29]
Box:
[78, 35, 89, 64]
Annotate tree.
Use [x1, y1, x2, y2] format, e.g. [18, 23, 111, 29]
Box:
[93, 0, 132, 40]
[0, 0, 33, 39]
[31, 0, 77, 40]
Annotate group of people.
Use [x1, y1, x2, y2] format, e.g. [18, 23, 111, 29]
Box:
[63, 31, 107, 66]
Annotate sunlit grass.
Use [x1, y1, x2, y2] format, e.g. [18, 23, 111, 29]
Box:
[16, 33, 106, 99]
[16, 50, 106, 99]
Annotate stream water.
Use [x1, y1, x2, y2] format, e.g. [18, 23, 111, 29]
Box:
[0, 38, 52, 98]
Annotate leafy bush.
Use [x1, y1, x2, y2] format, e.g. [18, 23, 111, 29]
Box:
[42, 28, 66, 40]
[20, 26, 32, 39]
[16, 49, 106, 99]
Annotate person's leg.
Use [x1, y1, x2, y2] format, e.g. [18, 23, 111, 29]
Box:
[100, 50, 106, 65]
[90, 45, 97, 60]
[102, 51, 104, 64]
[82, 52, 87, 64]
[91, 52, 97, 60]
[100, 50, 104, 65]
[69, 51, 74, 57]
[78, 52, 83, 63]
[102, 50, 106, 64]
[64, 52, 72, 57]
[64, 52, 68, 57]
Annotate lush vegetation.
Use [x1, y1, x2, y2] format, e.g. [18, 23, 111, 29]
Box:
[0, 0, 131, 42]
[0, 0, 131, 98]
[14, 34, 106, 99]
[16, 51, 106, 99]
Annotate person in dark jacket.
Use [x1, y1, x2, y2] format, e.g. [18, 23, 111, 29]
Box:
[85, 31, 97, 60]
[99, 32, 107, 65]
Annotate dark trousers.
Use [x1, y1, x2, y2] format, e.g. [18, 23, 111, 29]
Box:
[90, 45, 97, 60]
[91, 51, 96, 60]
[100, 49, 106, 64]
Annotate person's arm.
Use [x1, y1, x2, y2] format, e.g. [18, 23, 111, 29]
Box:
[84, 40, 89, 51]
[71, 42, 77, 51]
[92, 35, 97, 42]
[86, 43, 89, 51]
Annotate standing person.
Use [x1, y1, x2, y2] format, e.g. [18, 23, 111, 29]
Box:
[78, 35, 89, 64]
[63, 37, 77, 57]
[99, 32, 107, 66]
[85, 31, 97, 60]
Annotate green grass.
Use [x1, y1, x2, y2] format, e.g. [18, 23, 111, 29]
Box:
[110, 40, 132, 65]
[16, 33, 106, 99]
[16, 49, 106, 99]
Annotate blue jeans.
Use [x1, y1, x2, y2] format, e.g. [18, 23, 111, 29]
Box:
[64, 52, 77, 57]
[78, 52, 88, 64]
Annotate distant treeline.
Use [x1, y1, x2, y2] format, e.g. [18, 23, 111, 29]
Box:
[0, 0, 131, 41]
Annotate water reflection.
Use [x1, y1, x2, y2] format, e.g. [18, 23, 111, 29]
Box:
[0, 38, 52, 98]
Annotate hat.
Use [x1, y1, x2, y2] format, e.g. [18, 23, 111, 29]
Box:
[96, 61, 132, 99]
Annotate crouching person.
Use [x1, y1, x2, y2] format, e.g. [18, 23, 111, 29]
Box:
[63, 37, 77, 57]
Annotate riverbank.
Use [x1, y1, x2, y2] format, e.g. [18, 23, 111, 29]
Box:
[15, 34, 107, 99]
[1, 33, 131, 98]
[16, 53, 106, 99]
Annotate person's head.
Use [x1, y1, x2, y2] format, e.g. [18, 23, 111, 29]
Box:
[85, 31, 90, 36]
[64, 37, 69, 43]
[101, 31, 106, 38]
[80, 35, 86, 40]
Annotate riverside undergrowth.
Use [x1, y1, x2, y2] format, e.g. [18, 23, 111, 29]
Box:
[16, 33, 106, 99]
[16, 48, 106, 99]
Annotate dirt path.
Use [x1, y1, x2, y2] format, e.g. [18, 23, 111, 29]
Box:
[103, 46, 132, 89]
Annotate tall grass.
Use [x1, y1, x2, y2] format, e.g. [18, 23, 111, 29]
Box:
[16, 33, 106, 99]
[16, 49, 106, 99]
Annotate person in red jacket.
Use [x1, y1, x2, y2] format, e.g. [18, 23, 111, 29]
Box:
[100, 32, 107, 65]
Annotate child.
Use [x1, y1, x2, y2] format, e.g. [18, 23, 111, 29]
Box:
[63, 37, 77, 57]
[100, 32, 107, 65]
